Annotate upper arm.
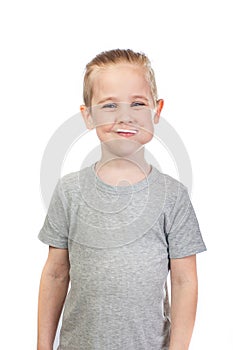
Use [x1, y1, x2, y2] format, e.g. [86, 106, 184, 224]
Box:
[170, 255, 197, 285]
[43, 246, 70, 279]
[165, 183, 206, 259]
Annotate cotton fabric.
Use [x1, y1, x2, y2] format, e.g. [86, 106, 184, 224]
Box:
[38, 163, 206, 350]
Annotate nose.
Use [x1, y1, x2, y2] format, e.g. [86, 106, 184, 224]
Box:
[116, 103, 134, 124]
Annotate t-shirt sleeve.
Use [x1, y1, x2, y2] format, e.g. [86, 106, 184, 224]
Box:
[38, 179, 69, 248]
[165, 184, 207, 259]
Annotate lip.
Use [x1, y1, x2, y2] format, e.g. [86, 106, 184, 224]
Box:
[115, 129, 138, 138]
[116, 128, 138, 133]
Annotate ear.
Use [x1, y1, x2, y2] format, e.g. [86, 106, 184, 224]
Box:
[80, 105, 95, 130]
[153, 99, 164, 124]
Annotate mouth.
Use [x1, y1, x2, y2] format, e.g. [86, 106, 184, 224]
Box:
[115, 128, 138, 137]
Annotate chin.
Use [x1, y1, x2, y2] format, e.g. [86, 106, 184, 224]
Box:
[105, 139, 144, 158]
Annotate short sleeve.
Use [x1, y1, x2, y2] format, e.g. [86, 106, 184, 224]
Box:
[38, 179, 69, 248]
[165, 184, 207, 259]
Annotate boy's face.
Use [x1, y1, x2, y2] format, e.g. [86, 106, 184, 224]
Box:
[81, 63, 163, 158]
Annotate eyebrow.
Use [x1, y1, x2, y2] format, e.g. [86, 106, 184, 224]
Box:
[131, 95, 150, 102]
[96, 95, 150, 105]
[96, 97, 118, 104]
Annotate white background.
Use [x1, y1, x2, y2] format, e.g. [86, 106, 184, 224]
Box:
[1, 0, 232, 349]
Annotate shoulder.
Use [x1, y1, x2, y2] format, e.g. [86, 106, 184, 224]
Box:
[59, 165, 92, 200]
[156, 168, 188, 194]
[155, 168, 189, 208]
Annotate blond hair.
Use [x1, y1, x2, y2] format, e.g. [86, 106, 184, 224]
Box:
[83, 49, 158, 107]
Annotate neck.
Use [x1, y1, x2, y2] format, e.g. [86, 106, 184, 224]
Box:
[95, 145, 151, 176]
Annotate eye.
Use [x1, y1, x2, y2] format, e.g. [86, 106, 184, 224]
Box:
[131, 101, 146, 109]
[101, 103, 118, 110]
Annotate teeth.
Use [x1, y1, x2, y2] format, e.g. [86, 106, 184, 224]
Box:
[116, 129, 137, 134]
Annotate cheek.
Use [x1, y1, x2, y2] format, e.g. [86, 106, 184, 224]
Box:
[92, 112, 115, 128]
[140, 122, 154, 141]
[140, 131, 154, 144]
[95, 124, 113, 139]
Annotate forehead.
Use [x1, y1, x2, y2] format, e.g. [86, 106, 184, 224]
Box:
[91, 63, 152, 103]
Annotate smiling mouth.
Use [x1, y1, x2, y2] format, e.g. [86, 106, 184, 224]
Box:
[116, 128, 138, 135]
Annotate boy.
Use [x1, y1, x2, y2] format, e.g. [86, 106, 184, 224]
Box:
[37, 49, 206, 350]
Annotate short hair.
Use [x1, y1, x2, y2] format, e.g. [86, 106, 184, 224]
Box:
[83, 49, 158, 107]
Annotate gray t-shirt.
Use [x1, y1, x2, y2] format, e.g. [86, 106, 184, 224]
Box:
[38, 163, 206, 350]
